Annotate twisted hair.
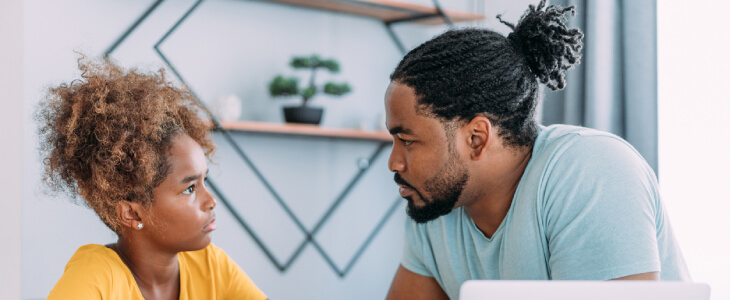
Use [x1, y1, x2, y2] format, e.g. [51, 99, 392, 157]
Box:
[499, 0, 583, 90]
[36, 57, 215, 233]
[390, 0, 582, 147]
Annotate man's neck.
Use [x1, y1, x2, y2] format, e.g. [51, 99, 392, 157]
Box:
[464, 146, 532, 238]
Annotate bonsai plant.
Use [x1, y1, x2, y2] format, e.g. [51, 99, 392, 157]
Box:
[269, 55, 351, 125]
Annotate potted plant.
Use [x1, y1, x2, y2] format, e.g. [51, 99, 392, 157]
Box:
[269, 55, 351, 125]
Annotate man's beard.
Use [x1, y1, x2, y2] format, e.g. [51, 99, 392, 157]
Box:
[394, 157, 469, 223]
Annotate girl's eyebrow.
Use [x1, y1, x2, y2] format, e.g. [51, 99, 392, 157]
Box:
[180, 169, 209, 184]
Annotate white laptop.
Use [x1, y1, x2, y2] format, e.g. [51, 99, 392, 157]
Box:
[459, 280, 711, 300]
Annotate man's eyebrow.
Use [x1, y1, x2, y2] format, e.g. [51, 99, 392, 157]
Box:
[181, 169, 209, 184]
[388, 125, 413, 136]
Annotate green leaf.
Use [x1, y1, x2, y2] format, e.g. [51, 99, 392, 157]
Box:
[290, 57, 309, 69]
[301, 86, 316, 99]
[269, 75, 299, 97]
[323, 82, 351, 96]
[291, 55, 321, 69]
[321, 60, 340, 73]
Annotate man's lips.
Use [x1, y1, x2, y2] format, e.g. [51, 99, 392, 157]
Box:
[398, 184, 415, 198]
[394, 174, 416, 198]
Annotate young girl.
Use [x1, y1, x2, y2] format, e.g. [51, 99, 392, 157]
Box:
[39, 58, 266, 300]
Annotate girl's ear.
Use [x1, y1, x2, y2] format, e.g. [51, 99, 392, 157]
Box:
[115, 201, 144, 231]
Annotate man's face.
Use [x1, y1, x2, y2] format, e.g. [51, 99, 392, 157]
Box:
[385, 82, 470, 223]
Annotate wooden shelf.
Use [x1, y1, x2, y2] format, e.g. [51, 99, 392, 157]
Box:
[260, 0, 484, 25]
[208, 1, 481, 142]
[214, 121, 393, 142]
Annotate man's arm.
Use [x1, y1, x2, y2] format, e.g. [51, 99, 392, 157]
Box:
[386, 265, 449, 300]
[612, 272, 659, 280]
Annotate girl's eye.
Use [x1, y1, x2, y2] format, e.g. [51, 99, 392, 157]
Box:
[183, 185, 195, 195]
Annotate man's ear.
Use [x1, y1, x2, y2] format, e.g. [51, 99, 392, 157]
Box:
[115, 201, 144, 230]
[465, 116, 492, 160]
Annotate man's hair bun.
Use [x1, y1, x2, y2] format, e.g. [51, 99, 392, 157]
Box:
[497, 0, 583, 90]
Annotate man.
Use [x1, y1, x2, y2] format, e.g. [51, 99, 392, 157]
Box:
[384, 1, 689, 299]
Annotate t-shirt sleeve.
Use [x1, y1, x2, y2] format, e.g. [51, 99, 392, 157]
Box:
[400, 218, 434, 277]
[542, 135, 662, 280]
[47, 249, 114, 299]
[211, 245, 267, 300]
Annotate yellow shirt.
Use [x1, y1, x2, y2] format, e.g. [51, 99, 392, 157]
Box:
[48, 243, 266, 300]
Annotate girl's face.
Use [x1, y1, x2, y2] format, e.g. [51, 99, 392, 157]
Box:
[144, 134, 217, 252]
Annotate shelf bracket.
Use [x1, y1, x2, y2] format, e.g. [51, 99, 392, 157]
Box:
[383, 0, 454, 55]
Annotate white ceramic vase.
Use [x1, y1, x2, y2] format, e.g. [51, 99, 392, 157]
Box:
[211, 94, 242, 122]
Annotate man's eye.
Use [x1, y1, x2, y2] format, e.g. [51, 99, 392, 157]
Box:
[399, 138, 413, 146]
[183, 185, 195, 195]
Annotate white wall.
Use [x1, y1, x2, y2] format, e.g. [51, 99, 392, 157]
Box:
[20, 0, 531, 299]
[0, 0, 24, 299]
[29, 1, 710, 299]
[658, 1, 730, 299]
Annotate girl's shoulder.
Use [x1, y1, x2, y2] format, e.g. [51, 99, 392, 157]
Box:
[48, 244, 141, 299]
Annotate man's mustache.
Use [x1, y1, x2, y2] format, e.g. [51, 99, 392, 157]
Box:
[394, 173, 414, 189]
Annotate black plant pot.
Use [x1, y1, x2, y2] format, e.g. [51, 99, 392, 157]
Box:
[283, 106, 323, 125]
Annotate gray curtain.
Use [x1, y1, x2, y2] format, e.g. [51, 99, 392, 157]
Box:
[541, 0, 658, 174]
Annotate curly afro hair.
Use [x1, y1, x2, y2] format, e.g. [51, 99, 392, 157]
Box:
[36, 57, 215, 233]
[390, 0, 582, 148]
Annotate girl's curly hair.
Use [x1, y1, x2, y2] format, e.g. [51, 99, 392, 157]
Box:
[36, 57, 215, 233]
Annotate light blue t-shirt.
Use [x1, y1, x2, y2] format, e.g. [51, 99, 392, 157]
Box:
[401, 125, 690, 299]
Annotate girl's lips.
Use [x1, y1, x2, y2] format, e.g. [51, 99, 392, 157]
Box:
[203, 220, 217, 232]
[399, 185, 414, 198]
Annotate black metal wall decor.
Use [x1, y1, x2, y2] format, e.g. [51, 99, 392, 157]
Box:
[104, 0, 454, 277]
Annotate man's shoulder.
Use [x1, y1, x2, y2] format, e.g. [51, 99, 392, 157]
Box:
[529, 124, 657, 210]
[535, 124, 640, 165]
[537, 124, 623, 147]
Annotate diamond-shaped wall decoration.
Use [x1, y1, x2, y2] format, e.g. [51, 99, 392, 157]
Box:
[105, 0, 407, 277]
